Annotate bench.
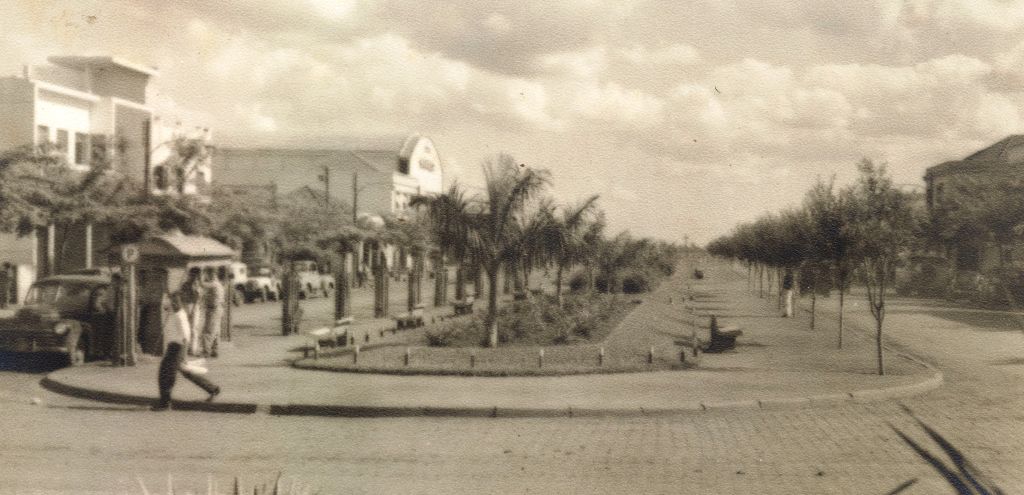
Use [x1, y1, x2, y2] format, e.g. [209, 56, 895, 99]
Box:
[705, 315, 742, 353]
[395, 304, 426, 329]
[452, 297, 475, 316]
[303, 317, 354, 357]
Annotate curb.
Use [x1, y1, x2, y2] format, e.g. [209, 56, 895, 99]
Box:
[40, 367, 944, 418]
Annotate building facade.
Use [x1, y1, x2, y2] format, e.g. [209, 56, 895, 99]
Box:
[0, 56, 212, 303]
[924, 135, 1024, 276]
[216, 134, 444, 269]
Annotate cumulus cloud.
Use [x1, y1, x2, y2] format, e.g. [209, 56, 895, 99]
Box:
[2, 0, 1023, 244]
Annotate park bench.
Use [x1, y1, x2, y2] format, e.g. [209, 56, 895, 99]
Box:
[452, 296, 475, 316]
[301, 317, 353, 358]
[705, 315, 742, 353]
[395, 303, 426, 329]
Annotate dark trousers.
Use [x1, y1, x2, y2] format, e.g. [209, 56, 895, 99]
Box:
[157, 346, 219, 408]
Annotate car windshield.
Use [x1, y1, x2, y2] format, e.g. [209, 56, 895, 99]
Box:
[248, 267, 273, 277]
[25, 281, 97, 311]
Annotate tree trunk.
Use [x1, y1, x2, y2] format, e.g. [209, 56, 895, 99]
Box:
[838, 288, 845, 349]
[555, 263, 565, 308]
[334, 251, 350, 321]
[455, 265, 466, 301]
[876, 315, 885, 376]
[486, 266, 500, 348]
[758, 265, 764, 298]
[522, 263, 531, 292]
[433, 252, 447, 307]
[810, 289, 816, 330]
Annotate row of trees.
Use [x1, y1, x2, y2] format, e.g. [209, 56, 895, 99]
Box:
[413, 154, 678, 348]
[707, 159, 919, 375]
[0, 139, 214, 270]
[0, 141, 680, 349]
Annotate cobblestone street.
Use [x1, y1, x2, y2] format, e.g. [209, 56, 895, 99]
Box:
[3, 271, 1024, 494]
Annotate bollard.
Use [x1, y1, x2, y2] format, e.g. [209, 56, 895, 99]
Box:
[648, 346, 654, 364]
[598, 346, 605, 367]
[538, 348, 544, 368]
[470, 351, 476, 368]
[353, 345, 360, 364]
[404, 347, 410, 366]
[364, 332, 370, 343]
[380, 329, 385, 337]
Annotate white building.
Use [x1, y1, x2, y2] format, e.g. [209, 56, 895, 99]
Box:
[0, 56, 212, 303]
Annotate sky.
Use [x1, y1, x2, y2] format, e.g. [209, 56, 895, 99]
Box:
[3, 1, 1024, 245]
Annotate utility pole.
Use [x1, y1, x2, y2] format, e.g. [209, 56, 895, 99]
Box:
[318, 166, 330, 208]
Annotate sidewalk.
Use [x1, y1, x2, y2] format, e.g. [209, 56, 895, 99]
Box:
[43, 261, 942, 417]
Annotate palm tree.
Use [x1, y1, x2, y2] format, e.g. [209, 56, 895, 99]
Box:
[579, 212, 606, 294]
[508, 198, 555, 295]
[540, 195, 600, 306]
[410, 181, 474, 306]
[469, 154, 550, 348]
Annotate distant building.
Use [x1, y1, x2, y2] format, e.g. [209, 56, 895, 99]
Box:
[0, 56, 212, 303]
[216, 134, 444, 269]
[923, 135, 1024, 273]
[216, 134, 443, 220]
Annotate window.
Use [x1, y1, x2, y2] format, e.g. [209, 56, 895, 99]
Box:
[91, 134, 108, 164]
[74, 133, 89, 165]
[55, 129, 68, 153]
[36, 125, 50, 144]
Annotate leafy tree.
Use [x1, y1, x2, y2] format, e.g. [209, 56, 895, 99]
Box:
[849, 159, 917, 375]
[803, 176, 860, 347]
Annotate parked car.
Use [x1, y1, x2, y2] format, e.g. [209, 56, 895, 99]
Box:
[0, 273, 114, 365]
[292, 260, 333, 299]
[228, 261, 248, 306]
[244, 266, 282, 302]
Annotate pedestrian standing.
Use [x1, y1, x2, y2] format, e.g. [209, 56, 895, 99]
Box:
[183, 270, 204, 356]
[152, 341, 220, 411]
[201, 271, 226, 358]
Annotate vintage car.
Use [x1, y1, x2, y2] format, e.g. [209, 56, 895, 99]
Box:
[244, 265, 282, 302]
[292, 260, 334, 299]
[0, 273, 114, 365]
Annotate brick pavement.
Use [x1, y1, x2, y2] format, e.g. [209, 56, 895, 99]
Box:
[4, 264, 1024, 493]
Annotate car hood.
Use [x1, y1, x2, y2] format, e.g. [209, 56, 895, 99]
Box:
[13, 305, 62, 323]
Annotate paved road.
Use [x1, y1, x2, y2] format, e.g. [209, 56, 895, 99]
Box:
[2, 288, 1023, 493]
